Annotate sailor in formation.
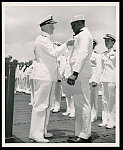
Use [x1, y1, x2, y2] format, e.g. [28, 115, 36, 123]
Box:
[98, 34, 116, 129]
[89, 39, 102, 122]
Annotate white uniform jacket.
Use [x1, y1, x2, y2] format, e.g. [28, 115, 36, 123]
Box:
[33, 31, 68, 81]
[89, 51, 102, 84]
[69, 27, 93, 79]
[100, 48, 116, 82]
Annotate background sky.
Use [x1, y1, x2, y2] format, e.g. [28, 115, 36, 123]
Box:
[3, 2, 118, 61]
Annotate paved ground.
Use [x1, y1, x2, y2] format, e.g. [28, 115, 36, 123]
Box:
[5, 92, 118, 146]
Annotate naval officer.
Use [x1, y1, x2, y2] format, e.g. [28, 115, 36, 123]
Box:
[29, 15, 74, 143]
[67, 15, 93, 143]
[98, 34, 116, 129]
[89, 39, 102, 122]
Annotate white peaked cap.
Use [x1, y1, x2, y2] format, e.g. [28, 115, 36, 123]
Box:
[38, 14, 57, 26]
[103, 34, 116, 42]
[70, 15, 85, 23]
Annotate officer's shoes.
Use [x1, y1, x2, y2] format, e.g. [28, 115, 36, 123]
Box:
[62, 112, 70, 116]
[29, 136, 49, 143]
[98, 123, 107, 127]
[67, 136, 92, 143]
[52, 108, 60, 113]
[44, 133, 53, 138]
[106, 124, 115, 129]
[68, 113, 75, 118]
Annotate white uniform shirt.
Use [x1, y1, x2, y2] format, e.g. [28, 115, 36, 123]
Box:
[69, 27, 93, 78]
[89, 51, 102, 84]
[33, 31, 68, 81]
[100, 48, 116, 82]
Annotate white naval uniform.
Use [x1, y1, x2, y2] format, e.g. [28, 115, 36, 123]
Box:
[62, 51, 75, 117]
[29, 31, 68, 139]
[100, 48, 116, 127]
[51, 54, 66, 112]
[69, 27, 93, 139]
[89, 51, 102, 122]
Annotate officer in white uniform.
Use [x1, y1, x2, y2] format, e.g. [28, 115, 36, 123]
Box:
[62, 50, 75, 118]
[67, 15, 93, 143]
[89, 39, 102, 122]
[98, 34, 116, 129]
[29, 15, 75, 143]
[51, 41, 63, 113]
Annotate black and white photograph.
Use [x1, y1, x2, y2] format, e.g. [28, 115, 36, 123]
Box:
[2, 2, 120, 147]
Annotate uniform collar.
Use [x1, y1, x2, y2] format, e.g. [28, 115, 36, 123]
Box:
[108, 47, 115, 54]
[103, 47, 115, 56]
[41, 31, 51, 39]
[73, 27, 87, 36]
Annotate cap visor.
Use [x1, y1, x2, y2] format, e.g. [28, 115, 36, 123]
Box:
[50, 21, 57, 24]
[103, 37, 110, 39]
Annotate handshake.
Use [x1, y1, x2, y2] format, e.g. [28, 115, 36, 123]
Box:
[66, 39, 75, 47]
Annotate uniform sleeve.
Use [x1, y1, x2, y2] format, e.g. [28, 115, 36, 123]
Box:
[73, 32, 92, 73]
[37, 37, 68, 58]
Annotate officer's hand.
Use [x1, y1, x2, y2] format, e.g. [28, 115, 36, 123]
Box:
[66, 39, 75, 47]
[67, 74, 77, 86]
[92, 81, 97, 87]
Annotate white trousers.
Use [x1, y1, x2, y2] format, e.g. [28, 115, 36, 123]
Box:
[52, 81, 62, 109]
[29, 80, 55, 138]
[73, 77, 91, 139]
[101, 82, 116, 125]
[89, 83, 99, 120]
[65, 94, 75, 113]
